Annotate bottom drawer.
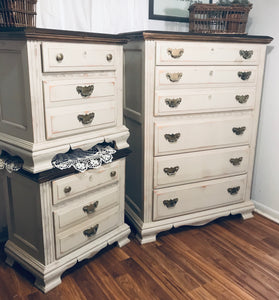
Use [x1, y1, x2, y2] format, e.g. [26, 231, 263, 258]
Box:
[153, 175, 247, 221]
[55, 206, 120, 258]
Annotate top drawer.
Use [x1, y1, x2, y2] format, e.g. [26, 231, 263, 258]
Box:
[156, 41, 260, 66]
[41, 42, 119, 72]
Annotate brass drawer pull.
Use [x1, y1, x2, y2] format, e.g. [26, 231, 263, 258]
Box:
[56, 53, 64, 62]
[163, 198, 178, 208]
[110, 171, 117, 177]
[164, 133, 180, 143]
[164, 166, 179, 176]
[166, 72, 183, 83]
[230, 157, 243, 166]
[167, 48, 184, 59]
[165, 98, 182, 108]
[83, 201, 99, 214]
[232, 126, 246, 135]
[239, 50, 253, 60]
[227, 186, 240, 195]
[64, 186, 71, 194]
[77, 112, 95, 125]
[236, 95, 249, 104]
[106, 54, 113, 61]
[83, 224, 99, 237]
[238, 71, 251, 81]
[76, 85, 94, 97]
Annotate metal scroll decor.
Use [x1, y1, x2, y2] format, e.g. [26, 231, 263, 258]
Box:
[76, 85, 94, 97]
[51, 144, 116, 173]
[0, 151, 23, 173]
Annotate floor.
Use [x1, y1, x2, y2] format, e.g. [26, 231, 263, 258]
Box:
[0, 213, 279, 299]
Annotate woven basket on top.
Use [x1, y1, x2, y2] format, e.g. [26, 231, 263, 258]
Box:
[189, 3, 252, 34]
[0, 0, 37, 28]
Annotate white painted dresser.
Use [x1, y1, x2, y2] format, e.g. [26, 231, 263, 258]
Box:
[124, 31, 272, 244]
[0, 28, 130, 292]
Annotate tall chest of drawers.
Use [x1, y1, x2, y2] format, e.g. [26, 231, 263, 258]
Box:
[0, 29, 130, 292]
[124, 31, 272, 244]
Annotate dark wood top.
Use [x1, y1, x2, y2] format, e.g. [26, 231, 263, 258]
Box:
[0, 27, 129, 44]
[123, 30, 273, 44]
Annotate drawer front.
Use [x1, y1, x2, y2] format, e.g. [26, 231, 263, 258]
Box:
[154, 87, 256, 116]
[154, 113, 252, 156]
[53, 184, 119, 233]
[42, 42, 118, 72]
[156, 66, 258, 89]
[154, 146, 249, 188]
[156, 41, 260, 65]
[45, 101, 116, 139]
[55, 206, 120, 258]
[43, 77, 116, 106]
[52, 160, 120, 205]
[153, 175, 247, 221]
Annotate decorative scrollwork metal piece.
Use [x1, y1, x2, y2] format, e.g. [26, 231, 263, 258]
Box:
[166, 72, 183, 83]
[165, 98, 182, 108]
[83, 201, 99, 214]
[230, 157, 243, 166]
[238, 71, 251, 81]
[232, 126, 246, 135]
[163, 166, 179, 176]
[239, 50, 253, 60]
[164, 133, 181, 143]
[83, 224, 99, 237]
[227, 186, 240, 195]
[163, 198, 178, 208]
[235, 95, 249, 104]
[77, 112, 95, 125]
[76, 85, 94, 97]
[167, 48, 184, 59]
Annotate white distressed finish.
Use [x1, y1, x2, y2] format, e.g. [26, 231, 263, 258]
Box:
[3, 158, 130, 292]
[124, 37, 267, 244]
[0, 39, 128, 172]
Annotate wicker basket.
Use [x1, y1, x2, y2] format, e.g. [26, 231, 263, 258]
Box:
[0, 0, 37, 28]
[189, 3, 252, 34]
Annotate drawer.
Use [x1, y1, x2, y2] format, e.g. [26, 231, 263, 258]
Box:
[55, 206, 120, 258]
[52, 160, 120, 205]
[53, 184, 119, 233]
[156, 41, 260, 66]
[154, 87, 256, 116]
[45, 100, 116, 139]
[155, 66, 258, 89]
[154, 112, 252, 156]
[43, 77, 116, 106]
[41, 42, 118, 72]
[154, 146, 249, 188]
[153, 175, 247, 221]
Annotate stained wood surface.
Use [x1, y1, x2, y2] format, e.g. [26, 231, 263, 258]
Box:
[0, 213, 279, 299]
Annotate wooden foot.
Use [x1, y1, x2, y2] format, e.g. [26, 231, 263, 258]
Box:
[241, 212, 254, 220]
[5, 255, 15, 267]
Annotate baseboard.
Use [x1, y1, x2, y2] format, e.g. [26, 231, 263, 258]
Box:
[252, 200, 279, 224]
[0, 226, 8, 242]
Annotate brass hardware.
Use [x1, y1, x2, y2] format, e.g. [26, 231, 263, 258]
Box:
[230, 157, 243, 166]
[106, 54, 113, 61]
[83, 201, 99, 214]
[56, 53, 64, 62]
[166, 72, 183, 83]
[83, 224, 99, 237]
[239, 50, 253, 60]
[238, 71, 251, 81]
[77, 112, 95, 125]
[164, 133, 180, 143]
[232, 126, 246, 135]
[64, 186, 71, 194]
[163, 198, 178, 208]
[76, 85, 94, 97]
[236, 95, 249, 104]
[227, 186, 240, 195]
[167, 48, 184, 59]
[110, 171, 117, 177]
[165, 98, 182, 108]
[164, 166, 179, 176]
